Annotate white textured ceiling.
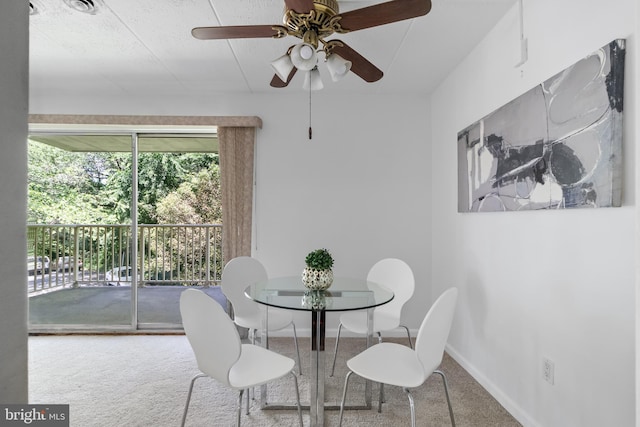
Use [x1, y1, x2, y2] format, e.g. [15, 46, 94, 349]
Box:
[29, 0, 516, 100]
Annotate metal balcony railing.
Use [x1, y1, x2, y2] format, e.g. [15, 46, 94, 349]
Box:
[27, 224, 223, 294]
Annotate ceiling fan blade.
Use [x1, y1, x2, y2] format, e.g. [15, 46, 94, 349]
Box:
[270, 68, 298, 88]
[339, 0, 432, 32]
[192, 25, 283, 40]
[284, 0, 315, 13]
[331, 41, 383, 83]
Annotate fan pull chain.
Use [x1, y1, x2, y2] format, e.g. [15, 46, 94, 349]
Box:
[308, 76, 313, 140]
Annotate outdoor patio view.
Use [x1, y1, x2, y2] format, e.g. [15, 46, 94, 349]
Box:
[27, 136, 224, 329]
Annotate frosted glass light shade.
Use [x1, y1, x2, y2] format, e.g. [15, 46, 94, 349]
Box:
[271, 53, 294, 82]
[326, 53, 352, 82]
[291, 43, 318, 71]
[303, 68, 323, 91]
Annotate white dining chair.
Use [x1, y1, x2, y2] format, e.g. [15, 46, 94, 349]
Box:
[330, 258, 415, 377]
[221, 256, 302, 374]
[338, 287, 458, 427]
[179, 288, 303, 427]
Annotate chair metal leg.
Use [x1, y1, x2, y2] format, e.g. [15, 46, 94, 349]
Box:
[376, 332, 385, 406]
[291, 322, 302, 375]
[403, 388, 416, 427]
[330, 323, 343, 377]
[434, 370, 456, 427]
[401, 324, 413, 349]
[181, 373, 207, 427]
[338, 370, 354, 427]
[249, 329, 257, 402]
[237, 390, 244, 427]
[290, 371, 304, 427]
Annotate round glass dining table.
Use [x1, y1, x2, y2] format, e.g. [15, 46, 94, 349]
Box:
[245, 276, 394, 427]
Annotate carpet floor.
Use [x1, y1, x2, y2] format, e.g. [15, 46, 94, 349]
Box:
[29, 335, 521, 427]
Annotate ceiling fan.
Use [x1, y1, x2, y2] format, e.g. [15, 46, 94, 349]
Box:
[192, 0, 433, 89]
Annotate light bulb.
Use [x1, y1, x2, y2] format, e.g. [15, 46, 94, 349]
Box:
[291, 43, 318, 71]
[300, 45, 314, 60]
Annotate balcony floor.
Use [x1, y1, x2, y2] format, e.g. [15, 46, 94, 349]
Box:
[29, 285, 226, 328]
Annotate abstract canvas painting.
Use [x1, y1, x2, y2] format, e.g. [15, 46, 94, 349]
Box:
[457, 39, 625, 212]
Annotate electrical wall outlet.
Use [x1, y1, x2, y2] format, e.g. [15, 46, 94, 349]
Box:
[542, 357, 555, 385]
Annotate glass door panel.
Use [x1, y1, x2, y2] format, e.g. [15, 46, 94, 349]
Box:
[134, 138, 222, 329]
[27, 140, 133, 328]
[27, 128, 220, 331]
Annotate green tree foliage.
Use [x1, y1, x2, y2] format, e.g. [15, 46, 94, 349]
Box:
[28, 140, 220, 225]
[156, 165, 222, 224]
[104, 152, 219, 224]
[28, 141, 116, 224]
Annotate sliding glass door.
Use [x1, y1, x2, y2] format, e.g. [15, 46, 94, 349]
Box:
[27, 125, 219, 331]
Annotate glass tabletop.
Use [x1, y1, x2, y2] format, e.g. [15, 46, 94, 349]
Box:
[245, 276, 394, 312]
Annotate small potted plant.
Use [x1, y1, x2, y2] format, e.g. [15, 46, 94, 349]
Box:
[302, 248, 334, 290]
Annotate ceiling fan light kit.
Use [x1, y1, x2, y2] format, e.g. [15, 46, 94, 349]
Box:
[271, 53, 296, 82]
[326, 53, 352, 82]
[303, 67, 324, 91]
[298, 45, 315, 60]
[290, 43, 319, 71]
[192, 0, 433, 89]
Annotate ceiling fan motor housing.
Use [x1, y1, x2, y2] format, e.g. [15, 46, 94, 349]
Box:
[284, 0, 345, 45]
[312, 0, 339, 15]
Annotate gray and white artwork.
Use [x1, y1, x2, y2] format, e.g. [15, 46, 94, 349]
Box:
[457, 39, 625, 212]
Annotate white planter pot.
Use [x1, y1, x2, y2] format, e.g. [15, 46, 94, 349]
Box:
[301, 267, 334, 290]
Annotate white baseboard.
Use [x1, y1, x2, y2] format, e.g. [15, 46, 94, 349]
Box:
[445, 344, 541, 427]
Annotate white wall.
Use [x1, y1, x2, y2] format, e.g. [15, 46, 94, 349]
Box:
[430, 1, 637, 426]
[0, 2, 29, 403]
